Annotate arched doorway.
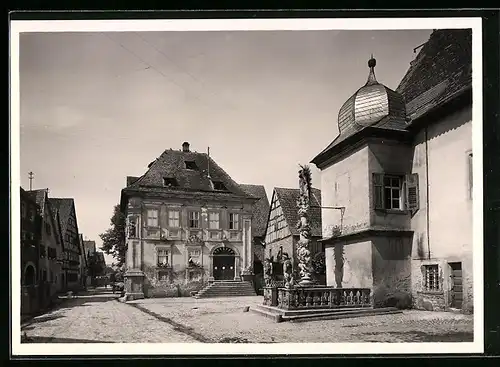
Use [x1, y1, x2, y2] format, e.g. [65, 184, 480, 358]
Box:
[213, 246, 236, 280]
[24, 265, 36, 286]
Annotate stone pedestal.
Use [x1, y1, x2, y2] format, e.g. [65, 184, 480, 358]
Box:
[263, 286, 278, 306]
[124, 269, 145, 300]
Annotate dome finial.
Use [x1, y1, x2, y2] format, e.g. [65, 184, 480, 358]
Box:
[366, 54, 378, 86]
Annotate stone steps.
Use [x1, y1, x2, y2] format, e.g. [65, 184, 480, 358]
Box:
[251, 304, 402, 323]
[194, 281, 257, 299]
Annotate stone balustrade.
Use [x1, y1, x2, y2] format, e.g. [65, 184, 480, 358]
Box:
[264, 286, 372, 310]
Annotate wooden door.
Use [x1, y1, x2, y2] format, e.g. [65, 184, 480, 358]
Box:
[449, 262, 463, 309]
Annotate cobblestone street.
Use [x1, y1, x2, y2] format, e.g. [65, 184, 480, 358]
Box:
[21, 288, 474, 344]
[21, 288, 198, 343]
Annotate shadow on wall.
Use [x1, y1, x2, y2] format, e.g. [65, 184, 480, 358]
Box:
[416, 233, 427, 260]
[333, 244, 345, 288]
[372, 237, 413, 309]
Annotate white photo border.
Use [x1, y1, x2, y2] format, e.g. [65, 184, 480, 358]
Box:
[10, 16, 483, 356]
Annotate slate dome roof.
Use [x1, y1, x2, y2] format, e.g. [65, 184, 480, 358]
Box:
[337, 56, 406, 134]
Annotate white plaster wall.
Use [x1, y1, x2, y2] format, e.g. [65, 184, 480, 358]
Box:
[320, 144, 371, 237]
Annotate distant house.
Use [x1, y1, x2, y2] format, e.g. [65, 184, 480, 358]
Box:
[263, 187, 324, 283]
[120, 142, 261, 299]
[83, 240, 97, 260]
[49, 198, 82, 291]
[239, 184, 270, 275]
[78, 234, 89, 288]
[27, 189, 64, 298]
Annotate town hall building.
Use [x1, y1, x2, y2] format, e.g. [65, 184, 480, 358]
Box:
[311, 29, 473, 312]
[120, 142, 263, 298]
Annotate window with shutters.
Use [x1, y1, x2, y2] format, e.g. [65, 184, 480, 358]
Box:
[188, 211, 200, 228]
[147, 209, 159, 227]
[168, 210, 180, 228]
[423, 264, 440, 291]
[208, 212, 220, 229]
[373, 173, 419, 213]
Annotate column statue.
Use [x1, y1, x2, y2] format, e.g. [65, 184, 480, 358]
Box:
[296, 164, 315, 286]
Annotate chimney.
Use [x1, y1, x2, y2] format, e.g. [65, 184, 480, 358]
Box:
[182, 142, 190, 152]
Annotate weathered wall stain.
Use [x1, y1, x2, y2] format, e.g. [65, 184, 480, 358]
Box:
[333, 243, 344, 288]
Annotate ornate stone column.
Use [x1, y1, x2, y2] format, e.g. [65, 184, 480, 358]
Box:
[296, 165, 316, 286]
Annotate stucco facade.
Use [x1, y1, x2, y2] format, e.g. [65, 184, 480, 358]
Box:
[410, 107, 473, 311]
[125, 196, 254, 287]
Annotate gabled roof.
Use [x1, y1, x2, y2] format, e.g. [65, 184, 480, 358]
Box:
[48, 198, 74, 238]
[123, 147, 256, 202]
[240, 184, 270, 238]
[397, 28, 472, 122]
[25, 188, 48, 211]
[272, 187, 322, 237]
[21, 187, 40, 209]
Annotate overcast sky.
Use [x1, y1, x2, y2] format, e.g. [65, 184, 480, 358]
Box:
[19, 29, 433, 264]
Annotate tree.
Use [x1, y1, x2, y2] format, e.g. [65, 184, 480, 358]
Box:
[99, 204, 126, 267]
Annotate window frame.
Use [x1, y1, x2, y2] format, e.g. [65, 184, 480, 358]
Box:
[208, 211, 220, 230]
[373, 172, 419, 213]
[167, 209, 180, 228]
[423, 264, 440, 292]
[383, 175, 404, 210]
[184, 161, 198, 170]
[188, 211, 200, 229]
[156, 247, 170, 267]
[228, 212, 240, 230]
[163, 177, 178, 187]
[147, 208, 159, 228]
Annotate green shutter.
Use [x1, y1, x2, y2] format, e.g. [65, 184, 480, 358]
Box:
[373, 173, 384, 209]
[405, 173, 419, 213]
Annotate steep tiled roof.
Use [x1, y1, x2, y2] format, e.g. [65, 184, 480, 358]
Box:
[396, 28, 472, 121]
[274, 187, 322, 237]
[20, 187, 40, 209]
[48, 198, 74, 238]
[240, 184, 270, 238]
[26, 189, 48, 211]
[124, 147, 254, 202]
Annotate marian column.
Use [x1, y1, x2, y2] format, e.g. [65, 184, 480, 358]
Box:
[296, 164, 315, 286]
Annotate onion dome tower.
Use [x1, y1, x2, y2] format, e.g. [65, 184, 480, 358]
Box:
[337, 55, 406, 135]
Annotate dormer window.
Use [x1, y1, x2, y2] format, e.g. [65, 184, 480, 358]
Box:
[185, 161, 198, 170]
[163, 177, 178, 187]
[212, 181, 227, 191]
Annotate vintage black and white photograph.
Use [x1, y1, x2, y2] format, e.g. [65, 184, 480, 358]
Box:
[11, 17, 483, 355]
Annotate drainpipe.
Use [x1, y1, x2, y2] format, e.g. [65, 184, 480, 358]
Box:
[425, 127, 431, 260]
